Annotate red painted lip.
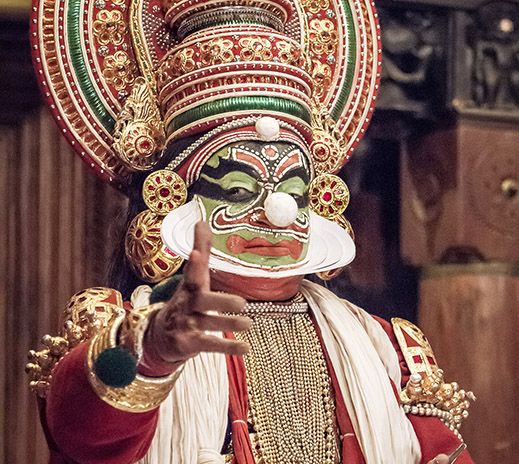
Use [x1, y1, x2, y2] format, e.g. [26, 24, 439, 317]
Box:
[226, 235, 303, 259]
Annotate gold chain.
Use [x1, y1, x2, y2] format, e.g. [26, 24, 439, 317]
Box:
[235, 312, 339, 463]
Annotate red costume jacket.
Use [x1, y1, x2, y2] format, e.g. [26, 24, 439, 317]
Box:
[41, 317, 473, 464]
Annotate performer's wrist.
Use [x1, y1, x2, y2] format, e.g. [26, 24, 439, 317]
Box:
[87, 308, 183, 413]
[137, 307, 187, 377]
[138, 313, 184, 376]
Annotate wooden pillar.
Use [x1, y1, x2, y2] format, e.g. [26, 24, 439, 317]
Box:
[401, 114, 519, 463]
[401, 116, 519, 265]
[419, 263, 519, 462]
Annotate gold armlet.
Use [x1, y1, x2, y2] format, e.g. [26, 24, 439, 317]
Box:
[392, 318, 476, 438]
[26, 287, 125, 398]
[86, 304, 181, 413]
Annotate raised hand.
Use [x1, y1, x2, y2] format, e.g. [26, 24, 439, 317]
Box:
[140, 221, 251, 376]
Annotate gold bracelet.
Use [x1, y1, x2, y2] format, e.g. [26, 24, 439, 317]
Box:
[119, 303, 164, 362]
[86, 309, 182, 413]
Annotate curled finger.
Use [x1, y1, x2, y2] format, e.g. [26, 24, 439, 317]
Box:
[192, 291, 246, 314]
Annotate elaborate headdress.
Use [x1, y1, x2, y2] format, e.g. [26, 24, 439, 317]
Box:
[31, 0, 381, 281]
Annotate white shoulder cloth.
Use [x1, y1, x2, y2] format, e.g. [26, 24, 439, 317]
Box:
[138, 281, 422, 464]
[301, 280, 421, 464]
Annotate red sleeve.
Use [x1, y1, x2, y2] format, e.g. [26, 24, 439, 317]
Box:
[45, 342, 159, 464]
[372, 316, 474, 464]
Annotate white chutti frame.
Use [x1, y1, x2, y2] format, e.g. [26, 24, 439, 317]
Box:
[161, 199, 356, 278]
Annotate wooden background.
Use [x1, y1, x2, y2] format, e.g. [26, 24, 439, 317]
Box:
[0, 111, 127, 463]
[420, 265, 519, 463]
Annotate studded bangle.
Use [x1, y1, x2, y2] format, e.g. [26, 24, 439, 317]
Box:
[87, 306, 181, 412]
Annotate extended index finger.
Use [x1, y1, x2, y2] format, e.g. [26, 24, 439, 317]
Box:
[192, 221, 212, 261]
[184, 221, 212, 291]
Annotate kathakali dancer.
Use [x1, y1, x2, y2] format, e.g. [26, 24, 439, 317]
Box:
[26, 0, 475, 462]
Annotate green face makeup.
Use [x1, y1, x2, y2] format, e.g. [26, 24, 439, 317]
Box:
[191, 141, 312, 269]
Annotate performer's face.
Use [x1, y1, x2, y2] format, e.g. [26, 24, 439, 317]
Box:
[192, 141, 311, 269]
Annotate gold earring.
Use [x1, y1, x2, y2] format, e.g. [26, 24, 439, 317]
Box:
[308, 173, 349, 219]
[309, 174, 354, 281]
[142, 169, 187, 216]
[124, 169, 187, 282]
[125, 210, 183, 283]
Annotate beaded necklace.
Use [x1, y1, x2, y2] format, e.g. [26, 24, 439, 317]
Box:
[244, 293, 308, 315]
[234, 295, 340, 463]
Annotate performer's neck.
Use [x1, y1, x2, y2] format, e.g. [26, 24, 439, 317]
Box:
[210, 271, 304, 301]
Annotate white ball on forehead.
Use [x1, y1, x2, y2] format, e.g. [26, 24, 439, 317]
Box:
[255, 116, 280, 141]
[264, 192, 299, 227]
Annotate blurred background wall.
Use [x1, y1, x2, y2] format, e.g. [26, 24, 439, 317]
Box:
[0, 0, 518, 462]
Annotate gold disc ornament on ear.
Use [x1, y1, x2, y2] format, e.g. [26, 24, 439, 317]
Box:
[142, 170, 187, 216]
[309, 174, 354, 281]
[309, 174, 350, 219]
[125, 170, 187, 282]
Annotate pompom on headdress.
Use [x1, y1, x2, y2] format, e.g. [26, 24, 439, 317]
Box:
[31, 0, 381, 281]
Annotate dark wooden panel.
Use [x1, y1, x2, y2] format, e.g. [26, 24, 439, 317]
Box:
[419, 264, 519, 463]
[401, 117, 519, 265]
[0, 110, 127, 464]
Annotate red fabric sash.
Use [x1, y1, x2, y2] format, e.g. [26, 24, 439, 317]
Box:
[310, 313, 366, 464]
[225, 333, 255, 464]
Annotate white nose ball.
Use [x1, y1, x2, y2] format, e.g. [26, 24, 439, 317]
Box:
[264, 192, 299, 227]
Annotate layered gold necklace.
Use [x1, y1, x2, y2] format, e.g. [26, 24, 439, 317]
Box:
[234, 296, 339, 463]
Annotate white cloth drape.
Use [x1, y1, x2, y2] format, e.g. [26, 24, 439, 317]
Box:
[137, 281, 422, 464]
[302, 281, 421, 464]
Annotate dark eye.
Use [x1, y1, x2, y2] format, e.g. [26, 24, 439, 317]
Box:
[289, 192, 308, 208]
[224, 187, 257, 202]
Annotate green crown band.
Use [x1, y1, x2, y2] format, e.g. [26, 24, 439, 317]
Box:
[166, 96, 312, 137]
[68, 0, 115, 132]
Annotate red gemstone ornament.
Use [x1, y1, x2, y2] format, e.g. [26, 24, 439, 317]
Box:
[142, 169, 187, 216]
[309, 173, 350, 219]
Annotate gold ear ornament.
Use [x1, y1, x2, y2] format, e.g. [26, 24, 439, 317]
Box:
[126, 169, 187, 282]
[309, 174, 353, 281]
[308, 173, 350, 219]
[125, 210, 184, 283]
[142, 170, 188, 216]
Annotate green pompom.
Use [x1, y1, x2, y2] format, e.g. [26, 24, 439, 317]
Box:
[94, 347, 137, 388]
[150, 274, 183, 304]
